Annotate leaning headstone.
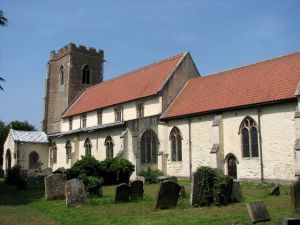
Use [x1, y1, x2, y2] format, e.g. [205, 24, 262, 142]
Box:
[136, 176, 145, 184]
[291, 181, 300, 213]
[246, 201, 271, 224]
[115, 183, 130, 202]
[130, 180, 144, 200]
[231, 180, 243, 202]
[155, 180, 180, 209]
[179, 185, 186, 198]
[44, 174, 66, 200]
[270, 185, 280, 196]
[282, 218, 300, 225]
[65, 178, 86, 207]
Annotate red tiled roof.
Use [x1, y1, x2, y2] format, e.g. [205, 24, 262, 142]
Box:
[63, 53, 185, 118]
[162, 51, 300, 119]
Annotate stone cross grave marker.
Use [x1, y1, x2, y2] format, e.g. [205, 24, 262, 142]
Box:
[246, 201, 271, 224]
[155, 180, 180, 209]
[44, 174, 66, 200]
[115, 183, 130, 202]
[65, 178, 86, 207]
[130, 180, 144, 200]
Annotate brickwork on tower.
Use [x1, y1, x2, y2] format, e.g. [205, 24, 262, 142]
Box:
[42, 43, 104, 134]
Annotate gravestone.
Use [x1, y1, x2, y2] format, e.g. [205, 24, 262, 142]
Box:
[136, 176, 145, 184]
[168, 176, 178, 183]
[158, 176, 169, 182]
[44, 174, 66, 200]
[246, 201, 271, 224]
[231, 180, 243, 202]
[130, 180, 144, 200]
[26, 175, 45, 189]
[270, 185, 280, 196]
[65, 178, 86, 207]
[291, 181, 300, 213]
[115, 183, 130, 202]
[282, 218, 300, 225]
[190, 172, 201, 206]
[155, 180, 180, 209]
[40, 168, 53, 177]
[179, 185, 186, 198]
[53, 167, 67, 174]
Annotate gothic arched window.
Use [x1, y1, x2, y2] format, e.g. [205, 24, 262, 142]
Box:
[84, 138, 92, 156]
[29, 151, 39, 169]
[240, 117, 259, 158]
[65, 140, 72, 162]
[170, 127, 182, 161]
[82, 65, 90, 84]
[60, 65, 64, 85]
[141, 129, 158, 164]
[105, 136, 114, 158]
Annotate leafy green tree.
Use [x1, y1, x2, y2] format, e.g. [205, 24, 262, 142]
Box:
[0, 10, 8, 90]
[0, 120, 36, 168]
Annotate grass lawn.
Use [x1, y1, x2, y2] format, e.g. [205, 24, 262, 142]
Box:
[0, 178, 299, 225]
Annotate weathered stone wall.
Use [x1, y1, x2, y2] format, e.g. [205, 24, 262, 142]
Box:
[43, 43, 104, 135]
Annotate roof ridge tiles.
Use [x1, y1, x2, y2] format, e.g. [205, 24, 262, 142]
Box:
[87, 52, 185, 91]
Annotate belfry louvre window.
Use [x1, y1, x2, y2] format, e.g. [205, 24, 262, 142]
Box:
[240, 117, 259, 158]
[141, 129, 158, 164]
[84, 138, 92, 156]
[82, 65, 90, 84]
[105, 136, 114, 158]
[65, 140, 72, 162]
[170, 127, 182, 161]
[81, 114, 87, 128]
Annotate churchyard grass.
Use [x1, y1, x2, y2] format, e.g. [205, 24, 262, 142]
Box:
[0, 178, 299, 225]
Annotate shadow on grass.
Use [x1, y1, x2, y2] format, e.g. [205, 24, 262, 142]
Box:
[0, 179, 44, 206]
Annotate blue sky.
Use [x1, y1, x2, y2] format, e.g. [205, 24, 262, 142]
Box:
[0, 0, 300, 130]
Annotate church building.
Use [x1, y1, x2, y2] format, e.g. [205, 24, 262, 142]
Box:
[3, 43, 300, 182]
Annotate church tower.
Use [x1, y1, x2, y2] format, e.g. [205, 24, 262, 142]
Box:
[43, 43, 104, 134]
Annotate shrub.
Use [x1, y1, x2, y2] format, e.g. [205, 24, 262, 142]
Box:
[79, 174, 103, 197]
[4, 165, 26, 189]
[194, 166, 217, 206]
[99, 158, 135, 185]
[138, 167, 163, 184]
[213, 175, 233, 205]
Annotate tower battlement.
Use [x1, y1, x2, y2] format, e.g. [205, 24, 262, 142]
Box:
[50, 43, 104, 61]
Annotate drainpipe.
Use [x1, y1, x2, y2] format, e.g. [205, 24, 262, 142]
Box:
[257, 106, 264, 182]
[188, 118, 192, 181]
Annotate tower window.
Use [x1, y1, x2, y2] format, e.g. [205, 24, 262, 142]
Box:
[82, 65, 90, 84]
[60, 65, 64, 85]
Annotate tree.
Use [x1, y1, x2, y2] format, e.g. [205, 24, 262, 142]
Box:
[0, 120, 36, 168]
[0, 10, 8, 91]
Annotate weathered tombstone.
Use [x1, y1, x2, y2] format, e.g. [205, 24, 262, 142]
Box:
[40, 168, 53, 177]
[168, 176, 178, 183]
[270, 185, 280, 196]
[155, 180, 180, 209]
[246, 201, 271, 224]
[53, 167, 67, 174]
[115, 183, 130, 202]
[291, 181, 300, 213]
[231, 180, 243, 202]
[282, 218, 300, 225]
[26, 175, 44, 189]
[158, 176, 169, 182]
[65, 178, 86, 207]
[136, 176, 145, 184]
[190, 172, 201, 206]
[179, 185, 186, 198]
[130, 180, 144, 200]
[44, 174, 66, 200]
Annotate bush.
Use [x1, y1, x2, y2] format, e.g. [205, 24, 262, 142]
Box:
[213, 175, 233, 205]
[99, 158, 135, 185]
[138, 167, 163, 184]
[79, 175, 103, 197]
[4, 165, 26, 189]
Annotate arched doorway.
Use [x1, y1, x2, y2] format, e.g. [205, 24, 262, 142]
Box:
[29, 151, 39, 169]
[5, 149, 12, 170]
[227, 154, 237, 179]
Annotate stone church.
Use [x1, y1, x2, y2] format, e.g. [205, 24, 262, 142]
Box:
[3, 43, 300, 182]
